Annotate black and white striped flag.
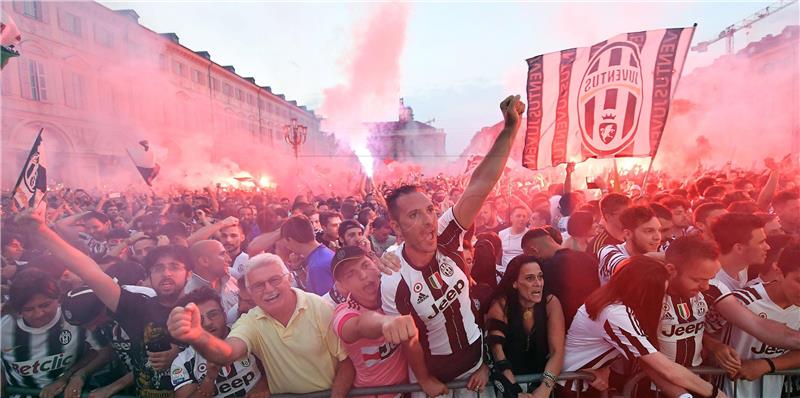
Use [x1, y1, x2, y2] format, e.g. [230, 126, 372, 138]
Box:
[12, 129, 47, 209]
[125, 140, 160, 186]
[523, 26, 695, 170]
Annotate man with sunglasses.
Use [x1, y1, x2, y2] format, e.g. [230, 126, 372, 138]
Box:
[170, 287, 267, 398]
[167, 253, 354, 396]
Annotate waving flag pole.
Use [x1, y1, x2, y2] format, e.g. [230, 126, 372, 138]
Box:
[12, 128, 47, 209]
[125, 140, 160, 187]
[641, 24, 698, 191]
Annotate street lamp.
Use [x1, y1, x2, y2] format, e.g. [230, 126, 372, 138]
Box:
[284, 118, 307, 159]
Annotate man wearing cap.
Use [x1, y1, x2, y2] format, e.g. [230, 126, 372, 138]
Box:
[185, 240, 239, 316]
[331, 246, 448, 397]
[338, 219, 369, 249]
[167, 253, 355, 397]
[170, 287, 268, 398]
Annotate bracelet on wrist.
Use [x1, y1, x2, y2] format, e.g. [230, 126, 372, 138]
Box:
[764, 357, 777, 373]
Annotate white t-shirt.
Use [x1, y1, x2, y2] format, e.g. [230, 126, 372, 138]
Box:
[498, 227, 526, 267]
[723, 282, 800, 398]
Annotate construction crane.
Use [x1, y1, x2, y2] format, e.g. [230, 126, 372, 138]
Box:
[692, 0, 797, 53]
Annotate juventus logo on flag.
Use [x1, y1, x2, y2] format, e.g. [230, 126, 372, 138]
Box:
[12, 129, 47, 209]
[522, 26, 696, 169]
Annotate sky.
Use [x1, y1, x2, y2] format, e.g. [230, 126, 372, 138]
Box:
[100, 0, 799, 157]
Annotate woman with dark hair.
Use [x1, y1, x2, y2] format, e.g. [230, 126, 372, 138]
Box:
[486, 255, 565, 398]
[560, 256, 725, 398]
[2, 268, 107, 398]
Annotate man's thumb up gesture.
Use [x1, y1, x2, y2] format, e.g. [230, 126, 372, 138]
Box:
[168, 303, 203, 344]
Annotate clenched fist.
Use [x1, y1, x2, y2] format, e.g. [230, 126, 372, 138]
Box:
[382, 315, 417, 345]
[500, 95, 526, 129]
[168, 303, 204, 344]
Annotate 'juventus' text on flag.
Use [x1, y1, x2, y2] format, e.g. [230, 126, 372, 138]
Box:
[522, 27, 695, 169]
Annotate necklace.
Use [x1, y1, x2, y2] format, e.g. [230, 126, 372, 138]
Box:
[523, 307, 534, 320]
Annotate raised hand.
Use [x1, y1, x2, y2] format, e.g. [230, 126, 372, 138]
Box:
[500, 95, 526, 129]
[382, 315, 417, 345]
[167, 303, 204, 344]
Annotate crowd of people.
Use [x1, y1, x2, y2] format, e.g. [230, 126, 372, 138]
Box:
[1, 96, 799, 398]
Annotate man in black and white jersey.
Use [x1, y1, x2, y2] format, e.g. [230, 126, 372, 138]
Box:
[170, 287, 267, 398]
[380, 95, 526, 396]
[597, 206, 662, 285]
[649, 236, 800, 396]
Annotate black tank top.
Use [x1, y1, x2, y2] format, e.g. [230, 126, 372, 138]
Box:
[502, 294, 550, 375]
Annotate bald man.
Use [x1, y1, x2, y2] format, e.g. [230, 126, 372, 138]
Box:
[185, 240, 240, 323]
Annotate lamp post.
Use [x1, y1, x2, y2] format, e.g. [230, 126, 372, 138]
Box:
[284, 118, 307, 159]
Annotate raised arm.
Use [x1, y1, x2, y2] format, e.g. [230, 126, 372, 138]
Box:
[187, 216, 239, 245]
[53, 210, 89, 245]
[454, 95, 525, 228]
[717, 295, 800, 349]
[17, 209, 122, 311]
[246, 229, 282, 256]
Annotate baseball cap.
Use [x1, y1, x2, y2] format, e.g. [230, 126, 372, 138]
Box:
[331, 245, 367, 278]
[338, 219, 364, 238]
[62, 286, 106, 326]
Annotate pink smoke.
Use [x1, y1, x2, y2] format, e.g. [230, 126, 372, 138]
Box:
[319, 2, 412, 177]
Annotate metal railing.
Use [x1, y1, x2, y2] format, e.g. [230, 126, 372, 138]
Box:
[5, 371, 598, 398]
[11, 368, 796, 397]
[621, 366, 800, 398]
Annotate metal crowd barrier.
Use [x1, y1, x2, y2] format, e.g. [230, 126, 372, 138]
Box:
[5, 371, 598, 398]
[6, 367, 796, 397]
[620, 366, 800, 398]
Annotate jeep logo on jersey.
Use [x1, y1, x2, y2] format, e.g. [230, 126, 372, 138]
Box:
[751, 342, 787, 356]
[661, 320, 704, 337]
[59, 330, 72, 345]
[427, 279, 465, 319]
[577, 41, 643, 156]
[214, 371, 257, 395]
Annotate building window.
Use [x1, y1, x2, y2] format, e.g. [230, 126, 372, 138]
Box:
[16, 0, 43, 21]
[18, 58, 47, 101]
[94, 25, 113, 48]
[159, 54, 168, 71]
[211, 77, 220, 91]
[58, 10, 81, 36]
[171, 60, 186, 77]
[222, 83, 232, 96]
[235, 88, 243, 101]
[191, 69, 205, 85]
[246, 93, 254, 106]
[63, 71, 85, 108]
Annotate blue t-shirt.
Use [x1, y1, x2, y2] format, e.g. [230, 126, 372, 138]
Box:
[306, 244, 335, 295]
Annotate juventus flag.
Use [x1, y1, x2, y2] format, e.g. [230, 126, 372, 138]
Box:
[125, 140, 160, 186]
[522, 26, 695, 170]
[12, 129, 47, 209]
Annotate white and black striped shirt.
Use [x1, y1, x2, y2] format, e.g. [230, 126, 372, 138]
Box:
[562, 303, 658, 391]
[597, 243, 630, 285]
[171, 345, 264, 397]
[1, 308, 99, 388]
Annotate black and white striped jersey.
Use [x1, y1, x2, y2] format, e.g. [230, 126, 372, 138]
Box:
[562, 303, 658, 391]
[171, 345, 264, 397]
[597, 243, 629, 285]
[380, 207, 482, 382]
[1, 308, 99, 388]
[723, 282, 800, 398]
